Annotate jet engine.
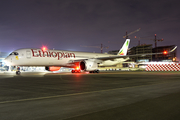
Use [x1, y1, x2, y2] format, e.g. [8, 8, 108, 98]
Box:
[45, 66, 61, 71]
[79, 59, 99, 72]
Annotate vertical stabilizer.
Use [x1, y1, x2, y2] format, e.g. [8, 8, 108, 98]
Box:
[117, 39, 130, 56]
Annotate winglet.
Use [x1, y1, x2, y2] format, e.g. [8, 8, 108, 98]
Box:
[170, 46, 177, 53]
[117, 39, 130, 56]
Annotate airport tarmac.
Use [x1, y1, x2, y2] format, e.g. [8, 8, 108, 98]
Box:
[0, 71, 180, 120]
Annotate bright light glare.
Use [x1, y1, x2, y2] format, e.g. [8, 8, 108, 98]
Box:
[76, 67, 79, 70]
[41, 46, 47, 51]
[163, 51, 167, 54]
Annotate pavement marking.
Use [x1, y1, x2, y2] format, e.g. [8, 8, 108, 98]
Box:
[59, 75, 64, 80]
[0, 81, 179, 104]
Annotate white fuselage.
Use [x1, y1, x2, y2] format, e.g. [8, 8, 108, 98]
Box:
[5, 48, 128, 67]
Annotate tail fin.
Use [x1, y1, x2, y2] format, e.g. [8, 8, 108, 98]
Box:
[117, 39, 130, 56]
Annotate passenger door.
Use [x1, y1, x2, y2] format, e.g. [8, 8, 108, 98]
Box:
[26, 50, 31, 59]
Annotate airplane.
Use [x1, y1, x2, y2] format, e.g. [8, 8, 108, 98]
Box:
[4, 39, 177, 75]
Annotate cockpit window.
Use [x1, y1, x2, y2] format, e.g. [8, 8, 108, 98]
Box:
[14, 52, 19, 55]
[9, 52, 19, 56]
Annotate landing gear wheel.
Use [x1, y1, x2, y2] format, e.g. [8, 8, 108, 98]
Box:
[89, 70, 99, 73]
[96, 70, 99, 73]
[16, 71, 21, 75]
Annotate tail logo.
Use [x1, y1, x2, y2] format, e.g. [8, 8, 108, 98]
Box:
[119, 49, 124, 55]
[118, 40, 129, 56]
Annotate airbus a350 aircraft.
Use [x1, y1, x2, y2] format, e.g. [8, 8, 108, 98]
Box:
[4, 39, 177, 75]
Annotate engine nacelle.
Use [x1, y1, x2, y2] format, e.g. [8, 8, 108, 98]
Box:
[80, 59, 98, 71]
[45, 66, 61, 71]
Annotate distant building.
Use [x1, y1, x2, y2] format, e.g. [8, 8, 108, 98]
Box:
[152, 45, 177, 62]
[128, 44, 152, 62]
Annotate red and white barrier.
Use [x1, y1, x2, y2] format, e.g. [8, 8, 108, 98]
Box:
[146, 63, 180, 71]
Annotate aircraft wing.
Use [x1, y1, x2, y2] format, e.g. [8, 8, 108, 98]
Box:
[96, 46, 177, 61]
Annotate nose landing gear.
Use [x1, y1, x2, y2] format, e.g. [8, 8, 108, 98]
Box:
[16, 67, 21, 75]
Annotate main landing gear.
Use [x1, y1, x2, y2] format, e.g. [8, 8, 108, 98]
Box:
[16, 67, 21, 75]
[89, 70, 99, 73]
[71, 69, 99, 73]
[71, 69, 81, 73]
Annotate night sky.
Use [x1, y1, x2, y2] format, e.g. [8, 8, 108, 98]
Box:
[0, 0, 180, 60]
